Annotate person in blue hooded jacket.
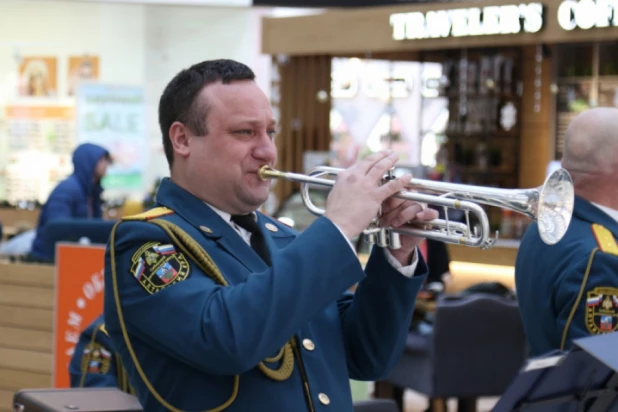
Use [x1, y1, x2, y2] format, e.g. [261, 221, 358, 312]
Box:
[29, 143, 112, 261]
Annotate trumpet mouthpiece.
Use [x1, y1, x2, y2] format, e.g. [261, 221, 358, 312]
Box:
[258, 165, 271, 181]
[258, 165, 281, 181]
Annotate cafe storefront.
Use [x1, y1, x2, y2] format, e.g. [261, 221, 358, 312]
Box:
[260, 0, 618, 285]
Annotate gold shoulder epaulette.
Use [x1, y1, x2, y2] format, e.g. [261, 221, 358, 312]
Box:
[121, 207, 174, 222]
[98, 323, 109, 336]
[591, 223, 618, 256]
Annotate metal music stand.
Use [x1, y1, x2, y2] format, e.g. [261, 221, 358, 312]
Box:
[493, 332, 618, 412]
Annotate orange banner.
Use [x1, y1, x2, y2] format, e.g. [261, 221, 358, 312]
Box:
[54, 243, 106, 388]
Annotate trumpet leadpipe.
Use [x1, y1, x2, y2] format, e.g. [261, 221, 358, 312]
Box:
[258, 166, 334, 188]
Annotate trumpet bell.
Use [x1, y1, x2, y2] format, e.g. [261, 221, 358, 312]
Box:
[537, 168, 575, 245]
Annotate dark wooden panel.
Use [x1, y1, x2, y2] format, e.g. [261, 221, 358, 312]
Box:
[273, 55, 333, 207]
[519, 45, 553, 188]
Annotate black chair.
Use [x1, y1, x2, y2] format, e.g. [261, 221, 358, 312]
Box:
[353, 399, 400, 412]
[385, 293, 528, 411]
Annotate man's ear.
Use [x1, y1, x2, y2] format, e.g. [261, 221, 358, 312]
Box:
[168, 121, 191, 159]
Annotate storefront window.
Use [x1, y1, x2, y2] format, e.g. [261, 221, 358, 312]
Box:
[329, 57, 447, 171]
[554, 41, 618, 159]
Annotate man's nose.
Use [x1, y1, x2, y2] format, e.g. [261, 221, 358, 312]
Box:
[253, 133, 277, 163]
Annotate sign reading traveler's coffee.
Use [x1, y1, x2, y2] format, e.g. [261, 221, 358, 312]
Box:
[390, 3, 545, 40]
[557, 0, 618, 31]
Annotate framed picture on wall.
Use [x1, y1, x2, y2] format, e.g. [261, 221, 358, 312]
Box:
[18, 56, 58, 98]
[68, 55, 100, 96]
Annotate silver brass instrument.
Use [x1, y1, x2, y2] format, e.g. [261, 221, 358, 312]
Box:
[259, 165, 574, 250]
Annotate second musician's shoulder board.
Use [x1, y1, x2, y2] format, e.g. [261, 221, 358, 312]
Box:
[591, 223, 618, 256]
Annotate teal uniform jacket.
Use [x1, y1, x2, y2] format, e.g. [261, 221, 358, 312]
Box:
[515, 195, 618, 357]
[103, 177, 428, 412]
[69, 314, 134, 394]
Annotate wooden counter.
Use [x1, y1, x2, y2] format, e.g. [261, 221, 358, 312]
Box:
[447, 239, 519, 267]
[0, 262, 55, 412]
[0, 209, 39, 228]
[446, 240, 518, 293]
[0, 208, 40, 242]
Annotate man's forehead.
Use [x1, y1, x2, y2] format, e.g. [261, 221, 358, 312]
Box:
[202, 80, 261, 102]
[201, 83, 274, 121]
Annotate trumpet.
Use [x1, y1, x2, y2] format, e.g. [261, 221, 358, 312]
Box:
[259, 165, 574, 250]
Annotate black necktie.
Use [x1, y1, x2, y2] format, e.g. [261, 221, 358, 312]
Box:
[230, 214, 272, 266]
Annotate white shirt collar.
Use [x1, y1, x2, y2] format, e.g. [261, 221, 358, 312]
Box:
[591, 202, 618, 225]
[205, 202, 232, 224]
[202, 202, 257, 246]
[203, 202, 257, 226]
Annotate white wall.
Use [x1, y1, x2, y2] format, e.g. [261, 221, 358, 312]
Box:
[0, 0, 273, 200]
[0, 1, 146, 105]
[142, 4, 268, 191]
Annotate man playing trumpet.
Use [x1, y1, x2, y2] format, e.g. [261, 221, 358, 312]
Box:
[103, 59, 437, 411]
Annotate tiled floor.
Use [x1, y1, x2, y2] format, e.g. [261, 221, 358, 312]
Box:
[403, 390, 499, 412]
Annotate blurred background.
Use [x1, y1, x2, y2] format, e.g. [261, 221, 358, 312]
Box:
[1, 0, 617, 411]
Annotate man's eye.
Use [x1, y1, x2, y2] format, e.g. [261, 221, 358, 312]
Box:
[267, 130, 277, 138]
[236, 129, 253, 135]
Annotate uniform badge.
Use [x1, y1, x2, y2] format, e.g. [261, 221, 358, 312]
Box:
[585, 287, 618, 334]
[81, 343, 111, 374]
[130, 242, 190, 294]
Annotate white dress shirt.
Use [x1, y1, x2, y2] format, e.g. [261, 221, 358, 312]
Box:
[204, 203, 419, 277]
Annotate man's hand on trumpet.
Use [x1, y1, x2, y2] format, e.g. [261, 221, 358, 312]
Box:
[380, 195, 438, 266]
[324, 150, 405, 240]
[323, 150, 438, 266]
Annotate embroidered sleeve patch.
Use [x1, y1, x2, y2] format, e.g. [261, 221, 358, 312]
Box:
[81, 343, 112, 374]
[585, 286, 618, 334]
[130, 242, 190, 294]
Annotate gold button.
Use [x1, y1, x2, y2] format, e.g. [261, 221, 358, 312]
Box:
[265, 222, 279, 232]
[200, 226, 212, 234]
[302, 338, 315, 351]
[318, 393, 330, 405]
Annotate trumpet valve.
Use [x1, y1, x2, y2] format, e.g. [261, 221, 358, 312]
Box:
[376, 229, 389, 248]
[388, 231, 402, 250]
[382, 168, 396, 184]
[364, 232, 377, 245]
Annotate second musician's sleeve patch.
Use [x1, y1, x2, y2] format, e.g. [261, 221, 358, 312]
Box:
[81, 343, 112, 375]
[130, 242, 191, 294]
[585, 286, 618, 334]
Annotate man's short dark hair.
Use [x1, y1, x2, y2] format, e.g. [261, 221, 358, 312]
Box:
[158, 59, 256, 167]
